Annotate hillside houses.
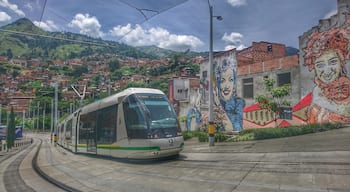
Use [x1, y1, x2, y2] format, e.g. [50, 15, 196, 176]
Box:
[0, 55, 182, 115]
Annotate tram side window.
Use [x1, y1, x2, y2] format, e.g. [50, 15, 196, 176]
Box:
[79, 112, 97, 144]
[97, 105, 117, 144]
[60, 124, 64, 140]
[66, 119, 72, 140]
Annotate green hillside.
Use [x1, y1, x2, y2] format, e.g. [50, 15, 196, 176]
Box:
[0, 18, 172, 60]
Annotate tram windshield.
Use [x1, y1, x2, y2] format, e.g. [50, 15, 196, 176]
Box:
[123, 93, 181, 139]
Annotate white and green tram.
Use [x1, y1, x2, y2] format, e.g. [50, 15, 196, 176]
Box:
[56, 88, 184, 159]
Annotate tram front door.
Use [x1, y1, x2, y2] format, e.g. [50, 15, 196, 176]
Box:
[86, 127, 97, 153]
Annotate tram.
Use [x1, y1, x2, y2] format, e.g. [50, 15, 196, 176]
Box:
[56, 88, 184, 159]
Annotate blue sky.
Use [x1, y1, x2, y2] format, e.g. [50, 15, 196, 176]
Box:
[0, 0, 338, 52]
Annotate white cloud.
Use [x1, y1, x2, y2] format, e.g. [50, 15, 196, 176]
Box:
[34, 20, 59, 32]
[110, 24, 204, 51]
[0, 11, 11, 22]
[323, 9, 337, 19]
[222, 32, 246, 50]
[68, 13, 104, 38]
[227, 0, 247, 7]
[0, 0, 25, 16]
[224, 44, 245, 51]
[24, 3, 33, 12]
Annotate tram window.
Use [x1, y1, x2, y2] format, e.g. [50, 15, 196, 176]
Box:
[97, 105, 117, 144]
[123, 95, 148, 139]
[79, 112, 97, 144]
[66, 119, 72, 140]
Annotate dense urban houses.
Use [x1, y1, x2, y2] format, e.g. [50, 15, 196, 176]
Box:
[177, 0, 350, 131]
[0, 55, 172, 118]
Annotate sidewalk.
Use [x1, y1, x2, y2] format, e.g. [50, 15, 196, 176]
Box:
[182, 127, 350, 153]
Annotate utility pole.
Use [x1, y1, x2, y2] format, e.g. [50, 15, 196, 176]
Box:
[108, 78, 111, 96]
[0, 104, 2, 125]
[31, 102, 35, 132]
[22, 110, 25, 130]
[43, 102, 46, 132]
[51, 99, 53, 142]
[208, 0, 222, 146]
[54, 77, 59, 139]
[37, 102, 40, 132]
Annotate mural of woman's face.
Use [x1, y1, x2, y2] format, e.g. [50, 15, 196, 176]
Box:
[219, 69, 235, 101]
[314, 50, 341, 83]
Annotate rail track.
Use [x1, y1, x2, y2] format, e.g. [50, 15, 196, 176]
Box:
[1, 137, 82, 192]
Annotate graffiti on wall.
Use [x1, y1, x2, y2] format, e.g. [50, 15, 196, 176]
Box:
[186, 90, 201, 131]
[303, 25, 350, 123]
[215, 51, 245, 131]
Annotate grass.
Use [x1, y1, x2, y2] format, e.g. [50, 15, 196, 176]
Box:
[182, 123, 346, 143]
[229, 123, 344, 142]
[182, 131, 229, 142]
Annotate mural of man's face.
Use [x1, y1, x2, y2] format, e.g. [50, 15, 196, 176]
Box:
[314, 50, 341, 83]
[219, 69, 235, 101]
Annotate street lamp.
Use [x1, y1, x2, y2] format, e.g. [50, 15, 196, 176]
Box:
[208, 0, 222, 146]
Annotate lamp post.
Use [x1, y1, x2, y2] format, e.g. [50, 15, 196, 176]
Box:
[208, 0, 222, 146]
[54, 77, 59, 141]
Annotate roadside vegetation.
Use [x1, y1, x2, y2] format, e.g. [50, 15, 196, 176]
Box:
[182, 123, 345, 143]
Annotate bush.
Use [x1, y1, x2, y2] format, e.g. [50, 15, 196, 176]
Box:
[231, 123, 343, 142]
[215, 132, 229, 142]
[182, 131, 193, 140]
[197, 132, 209, 142]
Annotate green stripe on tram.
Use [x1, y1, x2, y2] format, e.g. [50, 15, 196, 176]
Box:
[71, 144, 161, 151]
[98, 145, 161, 151]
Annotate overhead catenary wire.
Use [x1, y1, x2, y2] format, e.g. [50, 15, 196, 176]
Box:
[38, 0, 48, 27]
[0, 28, 116, 48]
[0, 0, 189, 48]
[108, 0, 189, 42]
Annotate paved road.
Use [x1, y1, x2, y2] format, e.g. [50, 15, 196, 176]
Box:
[18, 127, 350, 191]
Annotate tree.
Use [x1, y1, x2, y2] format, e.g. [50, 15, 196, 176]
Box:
[108, 58, 120, 72]
[255, 78, 291, 127]
[6, 107, 16, 151]
[6, 49, 13, 59]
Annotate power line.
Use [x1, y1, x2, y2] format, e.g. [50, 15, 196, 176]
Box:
[0, 1, 189, 48]
[0, 29, 116, 48]
[38, 0, 48, 26]
[119, 0, 159, 21]
[117, 0, 189, 41]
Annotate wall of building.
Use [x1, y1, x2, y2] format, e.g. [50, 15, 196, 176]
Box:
[298, 0, 350, 124]
[199, 49, 244, 132]
[237, 55, 300, 107]
[238, 41, 286, 63]
[181, 0, 350, 131]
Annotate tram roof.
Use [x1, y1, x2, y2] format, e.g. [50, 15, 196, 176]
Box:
[79, 88, 164, 114]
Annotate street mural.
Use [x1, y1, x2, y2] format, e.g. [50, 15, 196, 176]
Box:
[194, 49, 245, 132]
[215, 51, 245, 132]
[242, 15, 350, 129]
[185, 90, 201, 131]
[303, 24, 350, 123]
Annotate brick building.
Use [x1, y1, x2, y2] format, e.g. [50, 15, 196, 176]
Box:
[237, 50, 300, 107]
[197, 43, 301, 130]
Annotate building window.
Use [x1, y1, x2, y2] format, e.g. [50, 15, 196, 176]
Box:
[277, 72, 291, 86]
[243, 78, 254, 98]
[202, 71, 207, 78]
[173, 79, 190, 101]
[267, 44, 272, 52]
